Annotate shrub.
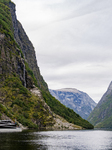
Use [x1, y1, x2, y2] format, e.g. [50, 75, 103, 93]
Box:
[0, 113, 2, 119]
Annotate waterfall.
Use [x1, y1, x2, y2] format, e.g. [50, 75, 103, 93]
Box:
[23, 61, 26, 87]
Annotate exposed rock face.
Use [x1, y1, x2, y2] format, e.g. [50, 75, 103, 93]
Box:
[0, 31, 33, 88]
[0, 1, 94, 130]
[0, 1, 53, 129]
[49, 88, 96, 119]
[30, 87, 53, 116]
[30, 87, 82, 130]
[88, 81, 112, 128]
[9, 2, 48, 91]
[52, 114, 82, 130]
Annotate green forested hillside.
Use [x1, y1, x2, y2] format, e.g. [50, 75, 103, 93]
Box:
[0, 77, 54, 128]
[0, 0, 54, 129]
[0, 1, 13, 37]
[42, 91, 94, 129]
[0, 0, 94, 129]
[88, 82, 112, 128]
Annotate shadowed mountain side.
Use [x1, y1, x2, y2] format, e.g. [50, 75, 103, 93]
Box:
[88, 81, 112, 128]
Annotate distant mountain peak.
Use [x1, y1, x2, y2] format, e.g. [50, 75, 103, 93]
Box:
[50, 88, 96, 119]
[54, 88, 81, 94]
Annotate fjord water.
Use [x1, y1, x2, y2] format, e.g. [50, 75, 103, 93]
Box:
[0, 130, 112, 150]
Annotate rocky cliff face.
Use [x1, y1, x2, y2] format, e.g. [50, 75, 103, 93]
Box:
[0, 2, 31, 88]
[0, 31, 33, 88]
[0, 0, 55, 129]
[88, 81, 112, 128]
[0, 0, 94, 129]
[9, 2, 48, 91]
[50, 88, 96, 119]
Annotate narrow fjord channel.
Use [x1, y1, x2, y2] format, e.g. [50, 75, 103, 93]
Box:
[0, 129, 112, 150]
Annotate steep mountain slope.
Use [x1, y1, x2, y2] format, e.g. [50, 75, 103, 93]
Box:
[0, 0, 94, 129]
[9, 2, 48, 91]
[0, 0, 55, 129]
[50, 88, 96, 119]
[88, 81, 112, 128]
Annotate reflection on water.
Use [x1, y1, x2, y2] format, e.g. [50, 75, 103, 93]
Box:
[0, 129, 112, 150]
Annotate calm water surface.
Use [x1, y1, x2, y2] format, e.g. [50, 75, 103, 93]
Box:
[0, 129, 112, 150]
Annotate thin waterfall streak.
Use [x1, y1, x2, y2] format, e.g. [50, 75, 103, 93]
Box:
[23, 62, 26, 87]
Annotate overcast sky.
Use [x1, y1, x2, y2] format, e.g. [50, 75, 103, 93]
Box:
[12, 0, 112, 103]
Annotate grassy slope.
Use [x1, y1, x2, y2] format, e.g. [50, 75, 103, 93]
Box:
[0, 77, 54, 128]
[0, 1, 54, 129]
[42, 91, 94, 129]
[0, 0, 94, 129]
[88, 95, 112, 128]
